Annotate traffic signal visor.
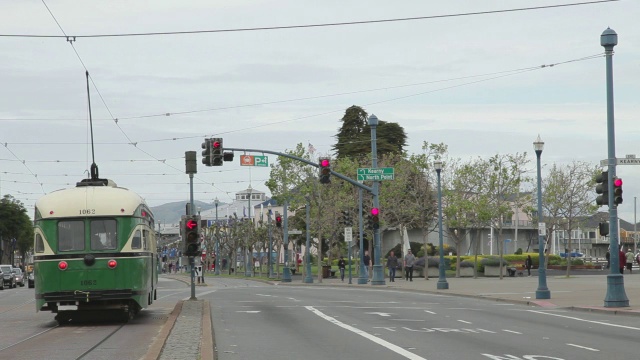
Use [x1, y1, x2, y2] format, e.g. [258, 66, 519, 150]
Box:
[613, 177, 623, 205]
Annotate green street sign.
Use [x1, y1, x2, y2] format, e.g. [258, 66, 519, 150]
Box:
[357, 167, 395, 181]
[240, 155, 269, 167]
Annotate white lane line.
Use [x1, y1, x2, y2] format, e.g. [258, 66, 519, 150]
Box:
[306, 306, 428, 360]
[256, 294, 272, 297]
[527, 310, 640, 331]
[457, 320, 472, 324]
[424, 310, 436, 315]
[502, 329, 522, 334]
[567, 343, 599, 352]
[391, 319, 426, 322]
[236, 311, 261, 313]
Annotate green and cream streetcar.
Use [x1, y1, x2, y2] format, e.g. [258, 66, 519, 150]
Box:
[33, 177, 158, 324]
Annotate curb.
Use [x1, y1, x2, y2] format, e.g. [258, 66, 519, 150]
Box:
[144, 300, 183, 360]
[201, 300, 214, 360]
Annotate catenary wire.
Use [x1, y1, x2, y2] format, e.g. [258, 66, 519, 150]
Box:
[1, 1, 619, 39]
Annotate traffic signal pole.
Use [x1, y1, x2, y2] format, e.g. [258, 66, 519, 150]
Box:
[369, 115, 385, 285]
[601, 28, 628, 307]
[185, 151, 197, 301]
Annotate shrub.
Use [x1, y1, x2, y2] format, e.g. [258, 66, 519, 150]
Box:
[515, 248, 523, 255]
[480, 257, 509, 267]
[457, 260, 474, 268]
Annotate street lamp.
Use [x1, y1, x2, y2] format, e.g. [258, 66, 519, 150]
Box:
[267, 203, 274, 278]
[245, 186, 253, 277]
[434, 160, 448, 290]
[534, 135, 550, 299]
[303, 194, 313, 283]
[214, 198, 220, 275]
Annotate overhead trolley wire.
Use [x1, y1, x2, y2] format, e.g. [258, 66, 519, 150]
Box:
[1, 1, 619, 39]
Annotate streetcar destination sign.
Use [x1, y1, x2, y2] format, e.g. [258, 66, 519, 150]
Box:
[357, 167, 395, 181]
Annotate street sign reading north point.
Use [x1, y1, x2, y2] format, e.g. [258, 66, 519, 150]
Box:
[357, 167, 395, 181]
[240, 155, 269, 167]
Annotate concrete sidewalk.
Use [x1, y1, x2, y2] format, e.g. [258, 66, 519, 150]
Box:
[148, 270, 640, 359]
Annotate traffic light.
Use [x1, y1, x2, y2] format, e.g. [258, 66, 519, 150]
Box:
[202, 139, 212, 166]
[275, 213, 282, 228]
[183, 215, 201, 256]
[595, 171, 609, 207]
[223, 151, 234, 162]
[613, 177, 623, 205]
[371, 208, 380, 230]
[599, 222, 609, 236]
[319, 157, 331, 184]
[211, 138, 223, 166]
[341, 210, 351, 226]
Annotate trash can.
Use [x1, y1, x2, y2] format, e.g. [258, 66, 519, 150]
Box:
[322, 265, 332, 278]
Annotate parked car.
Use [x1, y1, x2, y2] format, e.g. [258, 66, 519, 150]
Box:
[0, 265, 16, 288]
[560, 252, 584, 258]
[13, 268, 25, 287]
[28, 271, 34, 288]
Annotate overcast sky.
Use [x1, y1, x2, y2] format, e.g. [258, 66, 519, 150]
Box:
[1, 0, 639, 222]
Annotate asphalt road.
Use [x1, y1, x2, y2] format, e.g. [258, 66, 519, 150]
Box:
[206, 279, 640, 360]
[0, 277, 186, 360]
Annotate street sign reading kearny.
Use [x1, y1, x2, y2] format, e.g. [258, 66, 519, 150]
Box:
[600, 154, 640, 166]
[357, 167, 395, 181]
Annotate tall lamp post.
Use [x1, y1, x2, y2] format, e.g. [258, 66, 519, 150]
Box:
[303, 195, 313, 283]
[534, 135, 550, 299]
[434, 160, 448, 290]
[601, 27, 629, 307]
[267, 203, 274, 278]
[214, 198, 220, 275]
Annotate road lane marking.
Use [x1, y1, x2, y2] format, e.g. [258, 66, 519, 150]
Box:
[391, 319, 426, 322]
[236, 311, 261, 313]
[256, 294, 272, 297]
[306, 306, 428, 360]
[366, 312, 393, 317]
[527, 310, 640, 331]
[502, 329, 522, 334]
[424, 310, 436, 314]
[457, 320, 472, 324]
[567, 343, 599, 352]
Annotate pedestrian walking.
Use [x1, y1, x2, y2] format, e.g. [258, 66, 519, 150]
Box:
[525, 255, 533, 277]
[605, 250, 610, 269]
[386, 251, 398, 282]
[338, 256, 346, 281]
[625, 249, 634, 274]
[404, 249, 416, 281]
[363, 251, 371, 281]
[619, 249, 626, 274]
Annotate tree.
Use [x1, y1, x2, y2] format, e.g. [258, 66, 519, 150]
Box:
[541, 161, 599, 276]
[478, 153, 531, 279]
[0, 195, 33, 264]
[333, 105, 407, 159]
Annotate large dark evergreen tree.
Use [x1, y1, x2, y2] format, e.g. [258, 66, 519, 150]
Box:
[333, 105, 407, 159]
[0, 195, 33, 264]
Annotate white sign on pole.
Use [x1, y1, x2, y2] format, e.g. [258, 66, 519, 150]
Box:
[288, 230, 302, 235]
[344, 227, 353, 242]
[538, 222, 546, 236]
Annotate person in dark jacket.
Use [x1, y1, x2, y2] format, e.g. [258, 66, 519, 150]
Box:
[605, 251, 610, 269]
[525, 255, 533, 277]
[619, 249, 626, 274]
[337, 256, 346, 281]
[386, 251, 399, 282]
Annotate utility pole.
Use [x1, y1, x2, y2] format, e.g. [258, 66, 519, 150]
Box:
[185, 151, 197, 301]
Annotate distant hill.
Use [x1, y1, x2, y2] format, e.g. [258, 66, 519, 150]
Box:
[151, 200, 217, 225]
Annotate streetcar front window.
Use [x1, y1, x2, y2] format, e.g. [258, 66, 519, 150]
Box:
[132, 230, 142, 249]
[58, 221, 85, 251]
[91, 219, 118, 250]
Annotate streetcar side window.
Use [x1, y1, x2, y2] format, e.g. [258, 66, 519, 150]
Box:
[35, 234, 45, 253]
[58, 221, 85, 251]
[132, 230, 142, 249]
[91, 219, 118, 250]
[143, 230, 149, 250]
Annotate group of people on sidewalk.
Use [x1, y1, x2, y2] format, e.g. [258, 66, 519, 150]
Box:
[605, 248, 640, 274]
[336, 249, 418, 282]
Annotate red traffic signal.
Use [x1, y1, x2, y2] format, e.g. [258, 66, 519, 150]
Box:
[212, 140, 221, 149]
[275, 215, 282, 227]
[613, 177, 623, 205]
[371, 208, 380, 229]
[186, 219, 198, 230]
[319, 157, 331, 184]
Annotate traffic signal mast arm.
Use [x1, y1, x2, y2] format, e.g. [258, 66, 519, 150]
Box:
[224, 147, 374, 193]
